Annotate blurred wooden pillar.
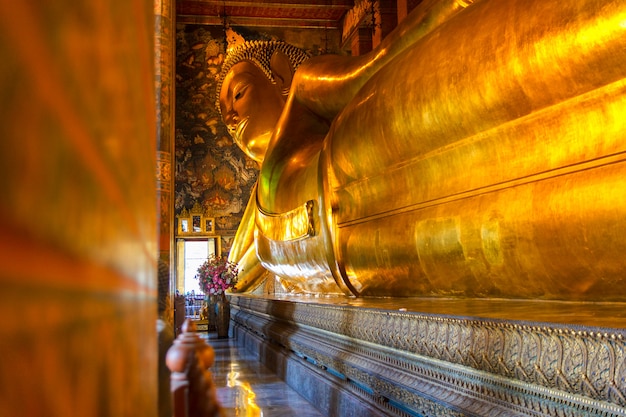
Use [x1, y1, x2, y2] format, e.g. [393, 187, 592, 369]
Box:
[0, 0, 158, 415]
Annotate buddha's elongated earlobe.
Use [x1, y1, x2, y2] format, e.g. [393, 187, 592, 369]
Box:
[270, 50, 294, 96]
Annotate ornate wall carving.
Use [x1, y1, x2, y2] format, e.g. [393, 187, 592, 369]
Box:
[231, 296, 626, 416]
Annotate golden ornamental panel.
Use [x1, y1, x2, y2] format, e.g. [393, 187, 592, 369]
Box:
[231, 296, 626, 416]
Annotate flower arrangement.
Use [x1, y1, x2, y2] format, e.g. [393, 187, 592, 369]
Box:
[196, 255, 239, 296]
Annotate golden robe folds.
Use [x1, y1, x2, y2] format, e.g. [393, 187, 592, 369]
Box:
[239, 0, 626, 301]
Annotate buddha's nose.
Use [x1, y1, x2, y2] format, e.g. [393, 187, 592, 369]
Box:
[224, 108, 239, 128]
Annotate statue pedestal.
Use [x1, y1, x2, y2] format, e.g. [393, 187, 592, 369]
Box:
[230, 294, 626, 417]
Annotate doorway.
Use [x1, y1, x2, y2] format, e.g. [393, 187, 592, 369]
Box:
[175, 238, 217, 295]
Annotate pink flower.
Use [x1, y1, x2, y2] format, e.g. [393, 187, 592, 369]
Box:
[195, 255, 239, 296]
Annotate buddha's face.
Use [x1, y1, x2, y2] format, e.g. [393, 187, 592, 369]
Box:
[219, 61, 286, 163]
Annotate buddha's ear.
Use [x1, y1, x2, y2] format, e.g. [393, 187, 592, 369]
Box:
[270, 50, 294, 95]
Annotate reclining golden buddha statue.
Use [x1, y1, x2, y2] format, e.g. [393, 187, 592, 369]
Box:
[216, 0, 626, 301]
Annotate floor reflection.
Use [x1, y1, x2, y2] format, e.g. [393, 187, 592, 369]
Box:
[201, 333, 324, 417]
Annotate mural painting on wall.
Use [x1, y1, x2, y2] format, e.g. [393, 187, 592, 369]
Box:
[220, 235, 235, 258]
[175, 23, 328, 253]
[175, 24, 260, 238]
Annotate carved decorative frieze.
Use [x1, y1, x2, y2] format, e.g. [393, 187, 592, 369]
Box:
[230, 296, 626, 416]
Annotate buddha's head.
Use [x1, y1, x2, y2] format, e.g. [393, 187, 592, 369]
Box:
[216, 41, 309, 163]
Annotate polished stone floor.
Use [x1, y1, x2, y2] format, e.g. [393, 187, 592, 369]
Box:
[201, 332, 325, 417]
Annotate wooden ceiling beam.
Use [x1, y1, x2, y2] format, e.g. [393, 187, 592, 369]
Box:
[176, 0, 353, 29]
[177, 14, 341, 29]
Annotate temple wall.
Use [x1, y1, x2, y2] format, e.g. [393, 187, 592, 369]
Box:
[0, 1, 158, 416]
[174, 24, 258, 258]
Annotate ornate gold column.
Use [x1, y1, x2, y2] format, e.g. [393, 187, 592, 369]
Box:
[350, 27, 373, 56]
[372, 0, 398, 49]
[155, 3, 176, 417]
[342, 0, 398, 55]
[155, 0, 175, 285]
[397, 0, 409, 23]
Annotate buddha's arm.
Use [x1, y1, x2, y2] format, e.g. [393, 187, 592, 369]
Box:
[228, 184, 268, 292]
[227, 187, 256, 263]
[258, 98, 329, 213]
[292, 0, 476, 120]
[232, 244, 268, 292]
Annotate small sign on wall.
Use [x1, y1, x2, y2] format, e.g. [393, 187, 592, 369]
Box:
[176, 202, 215, 236]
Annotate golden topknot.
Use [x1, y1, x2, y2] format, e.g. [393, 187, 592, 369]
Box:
[215, 40, 310, 114]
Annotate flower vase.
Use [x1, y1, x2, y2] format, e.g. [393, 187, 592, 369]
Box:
[215, 294, 230, 338]
[207, 295, 218, 331]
